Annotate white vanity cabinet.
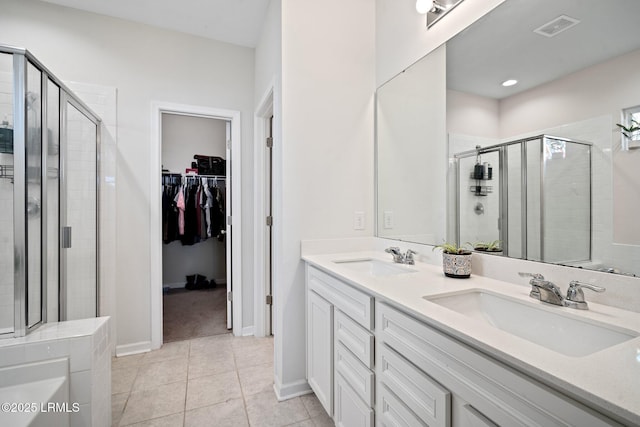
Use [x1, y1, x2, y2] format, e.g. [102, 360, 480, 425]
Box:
[306, 265, 375, 426]
[307, 289, 334, 415]
[376, 301, 622, 427]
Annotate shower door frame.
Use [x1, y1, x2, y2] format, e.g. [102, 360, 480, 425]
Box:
[452, 146, 506, 253]
[58, 91, 102, 322]
[2, 45, 102, 338]
[452, 135, 592, 263]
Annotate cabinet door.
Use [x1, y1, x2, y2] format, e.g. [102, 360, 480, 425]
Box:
[307, 290, 334, 416]
[335, 372, 374, 427]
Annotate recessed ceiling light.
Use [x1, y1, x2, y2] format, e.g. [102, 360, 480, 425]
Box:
[502, 79, 518, 87]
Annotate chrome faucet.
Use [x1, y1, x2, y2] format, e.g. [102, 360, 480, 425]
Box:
[385, 247, 417, 265]
[518, 272, 546, 300]
[564, 281, 606, 310]
[519, 272, 564, 306]
[519, 273, 606, 310]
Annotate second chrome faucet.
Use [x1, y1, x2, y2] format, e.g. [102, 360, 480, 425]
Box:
[518, 272, 605, 310]
[385, 247, 417, 265]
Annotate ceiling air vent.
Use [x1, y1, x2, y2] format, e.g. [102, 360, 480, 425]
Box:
[533, 15, 580, 38]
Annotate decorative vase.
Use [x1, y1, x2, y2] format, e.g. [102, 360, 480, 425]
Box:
[442, 252, 472, 278]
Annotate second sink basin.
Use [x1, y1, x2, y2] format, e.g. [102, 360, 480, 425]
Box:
[333, 258, 417, 277]
[424, 289, 638, 357]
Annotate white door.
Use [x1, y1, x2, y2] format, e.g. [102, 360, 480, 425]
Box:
[225, 121, 232, 329]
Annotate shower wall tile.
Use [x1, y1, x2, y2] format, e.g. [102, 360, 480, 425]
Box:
[0, 317, 112, 427]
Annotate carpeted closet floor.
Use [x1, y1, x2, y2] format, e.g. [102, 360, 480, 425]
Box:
[163, 286, 229, 343]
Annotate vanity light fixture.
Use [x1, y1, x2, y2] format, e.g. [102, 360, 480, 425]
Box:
[416, 0, 466, 28]
[502, 79, 518, 87]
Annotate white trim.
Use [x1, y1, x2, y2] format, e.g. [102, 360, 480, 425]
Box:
[242, 326, 255, 336]
[273, 379, 313, 401]
[115, 341, 151, 357]
[254, 82, 275, 338]
[150, 101, 243, 350]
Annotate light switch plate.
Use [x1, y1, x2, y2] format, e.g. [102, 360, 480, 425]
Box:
[383, 211, 394, 229]
[354, 211, 365, 230]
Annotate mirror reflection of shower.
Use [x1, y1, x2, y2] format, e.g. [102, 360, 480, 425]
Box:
[453, 135, 592, 264]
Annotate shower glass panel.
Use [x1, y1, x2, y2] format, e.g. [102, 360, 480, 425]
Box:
[457, 150, 500, 247]
[47, 80, 60, 322]
[526, 138, 542, 261]
[506, 144, 522, 258]
[63, 102, 97, 320]
[26, 61, 42, 329]
[542, 137, 591, 263]
[0, 53, 14, 335]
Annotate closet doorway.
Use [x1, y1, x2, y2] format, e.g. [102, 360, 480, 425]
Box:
[150, 103, 242, 349]
[161, 114, 230, 342]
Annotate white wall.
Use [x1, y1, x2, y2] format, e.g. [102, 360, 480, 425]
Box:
[376, 0, 506, 86]
[161, 113, 226, 173]
[253, 0, 282, 376]
[276, 0, 375, 398]
[0, 0, 256, 350]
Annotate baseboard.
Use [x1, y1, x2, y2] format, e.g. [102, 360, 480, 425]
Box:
[116, 341, 152, 357]
[163, 278, 226, 289]
[273, 378, 312, 401]
[162, 282, 185, 289]
[242, 326, 254, 336]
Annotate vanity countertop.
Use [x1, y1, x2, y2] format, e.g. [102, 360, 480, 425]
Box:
[302, 251, 640, 426]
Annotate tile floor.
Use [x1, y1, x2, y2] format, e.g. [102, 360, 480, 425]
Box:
[111, 334, 333, 426]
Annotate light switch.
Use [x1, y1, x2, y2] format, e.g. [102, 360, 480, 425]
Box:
[383, 211, 394, 229]
[354, 211, 365, 230]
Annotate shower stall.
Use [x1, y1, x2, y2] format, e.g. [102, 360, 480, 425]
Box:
[453, 135, 591, 264]
[0, 46, 100, 338]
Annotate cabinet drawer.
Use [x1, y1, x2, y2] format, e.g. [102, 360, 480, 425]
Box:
[335, 341, 374, 407]
[377, 343, 450, 426]
[378, 383, 425, 427]
[376, 302, 622, 427]
[335, 372, 374, 427]
[308, 265, 373, 329]
[335, 309, 374, 369]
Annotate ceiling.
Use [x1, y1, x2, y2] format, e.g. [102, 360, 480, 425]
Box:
[38, 0, 271, 48]
[447, 0, 640, 99]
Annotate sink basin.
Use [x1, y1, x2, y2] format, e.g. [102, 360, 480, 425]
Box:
[333, 258, 417, 277]
[424, 290, 638, 357]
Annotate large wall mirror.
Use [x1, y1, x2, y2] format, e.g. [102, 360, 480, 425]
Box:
[376, 0, 640, 277]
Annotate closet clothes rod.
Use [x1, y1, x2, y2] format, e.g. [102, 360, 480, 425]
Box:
[161, 173, 226, 179]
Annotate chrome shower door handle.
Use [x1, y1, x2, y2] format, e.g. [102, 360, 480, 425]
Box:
[61, 226, 72, 249]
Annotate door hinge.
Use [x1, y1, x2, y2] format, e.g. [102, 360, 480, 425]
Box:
[266, 295, 273, 305]
[266, 137, 273, 148]
[226, 140, 231, 150]
[227, 291, 233, 302]
[266, 215, 273, 227]
[227, 216, 232, 226]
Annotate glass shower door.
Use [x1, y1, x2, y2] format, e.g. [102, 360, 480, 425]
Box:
[61, 98, 98, 320]
[0, 52, 14, 336]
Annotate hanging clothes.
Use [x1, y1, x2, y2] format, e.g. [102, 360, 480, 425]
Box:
[182, 181, 201, 246]
[175, 183, 186, 236]
[161, 173, 226, 245]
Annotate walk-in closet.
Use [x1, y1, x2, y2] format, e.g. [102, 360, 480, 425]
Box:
[161, 113, 230, 342]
